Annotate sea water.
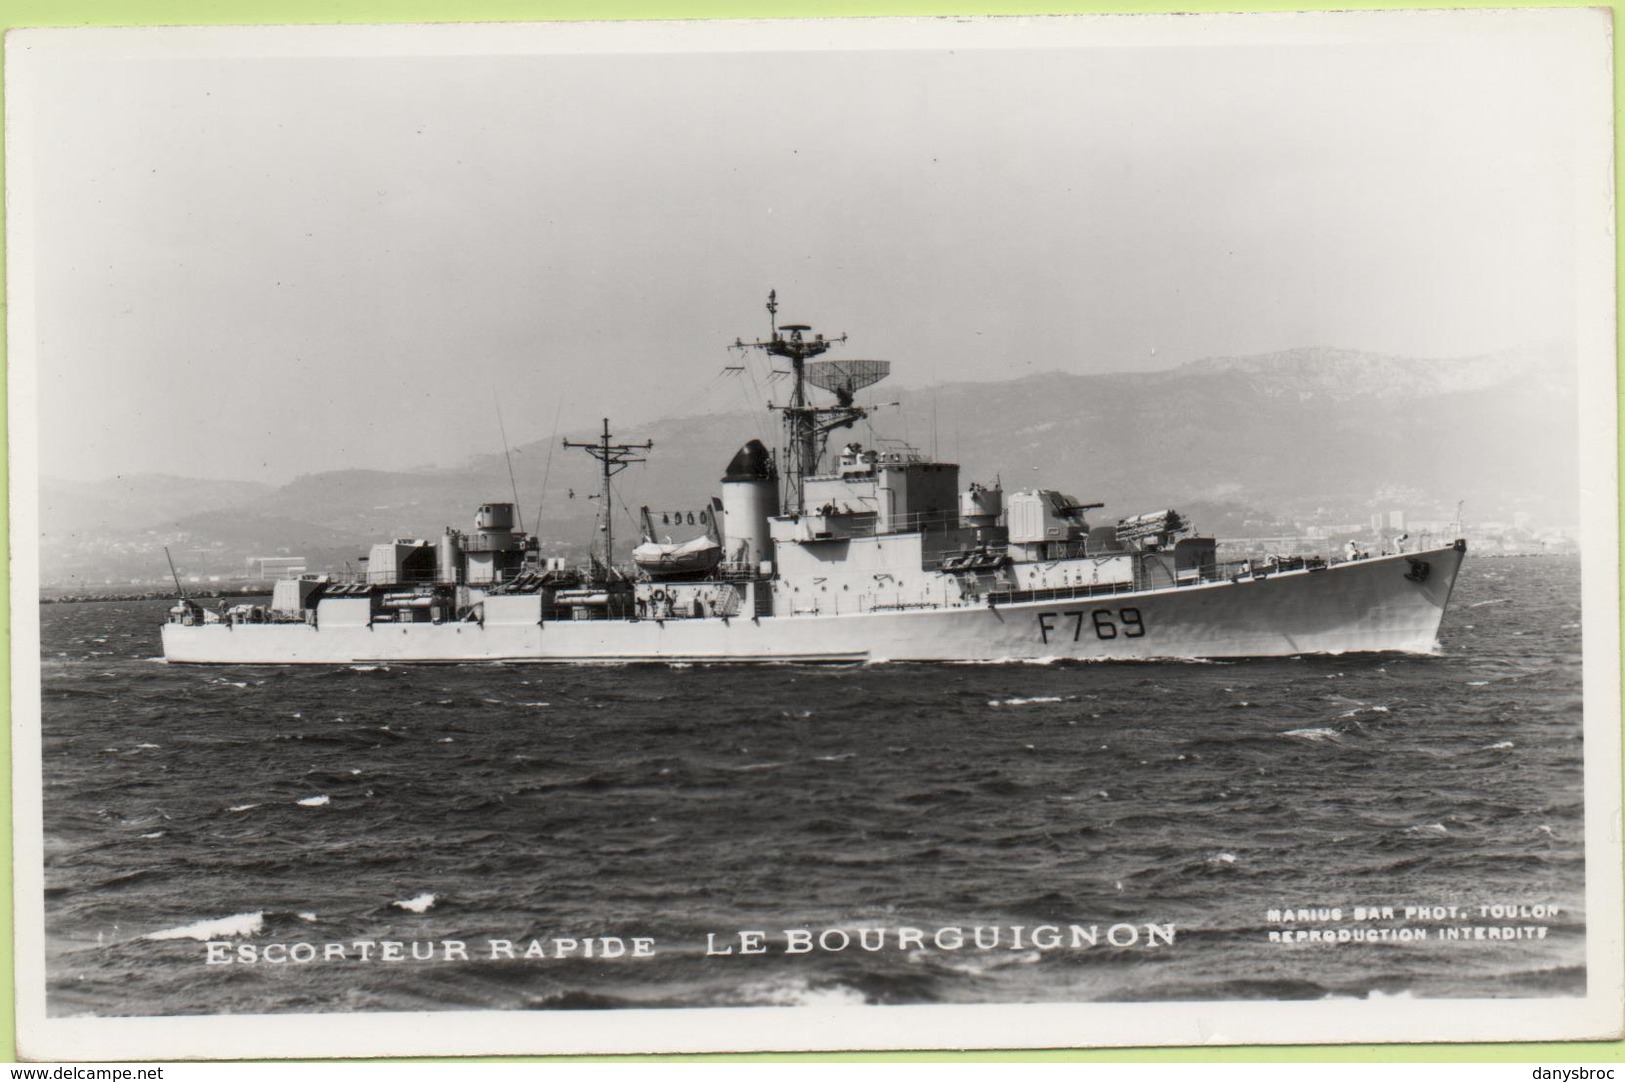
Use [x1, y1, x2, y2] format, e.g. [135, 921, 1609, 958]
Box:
[35, 555, 1586, 1015]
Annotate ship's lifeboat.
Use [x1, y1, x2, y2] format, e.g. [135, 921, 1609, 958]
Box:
[633, 536, 723, 579]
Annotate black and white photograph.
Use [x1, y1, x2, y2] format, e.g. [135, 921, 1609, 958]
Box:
[7, 9, 1620, 1060]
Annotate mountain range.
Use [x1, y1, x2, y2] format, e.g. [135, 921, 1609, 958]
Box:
[38, 345, 1578, 586]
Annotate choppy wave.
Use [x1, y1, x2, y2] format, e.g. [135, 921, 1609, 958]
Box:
[37, 559, 1589, 1016]
[145, 911, 265, 941]
[729, 977, 869, 1008]
[393, 893, 437, 914]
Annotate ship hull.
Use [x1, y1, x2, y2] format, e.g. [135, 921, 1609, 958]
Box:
[162, 544, 1464, 665]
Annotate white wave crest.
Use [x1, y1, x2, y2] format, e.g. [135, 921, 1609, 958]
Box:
[296, 795, 330, 807]
[146, 911, 265, 941]
[988, 696, 1065, 707]
[951, 656, 1062, 666]
[938, 949, 1044, 977]
[735, 977, 867, 1008]
[393, 892, 437, 914]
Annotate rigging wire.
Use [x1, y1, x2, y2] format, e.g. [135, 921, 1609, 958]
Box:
[614, 490, 642, 545]
[493, 392, 525, 535]
[646, 368, 735, 447]
[732, 377, 772, 451]
[740, 355, 773, 444]
[658, 366, 732, 425]
[617, 464, 650, 543]
[534, 397, 565, 533]
[581, 511, 603, 570]
[714, 348, 775, 456]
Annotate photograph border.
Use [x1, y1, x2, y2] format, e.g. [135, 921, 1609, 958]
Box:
[2, 0, 1621, 1064]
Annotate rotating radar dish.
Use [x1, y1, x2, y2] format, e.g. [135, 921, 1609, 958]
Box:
[805, 359, 891, 396]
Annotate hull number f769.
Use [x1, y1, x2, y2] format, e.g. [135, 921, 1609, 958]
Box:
[1037, 608, 1146, 644]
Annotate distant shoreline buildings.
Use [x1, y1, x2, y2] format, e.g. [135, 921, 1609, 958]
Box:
[42, 516, 1579, 599]
[247, 556, 307, 581]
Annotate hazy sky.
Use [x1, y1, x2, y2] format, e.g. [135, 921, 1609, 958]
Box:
[9, 11, 1608, 483]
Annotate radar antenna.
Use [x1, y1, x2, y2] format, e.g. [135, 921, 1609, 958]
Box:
[731, 291, 886, 513]
[805, 359, 890, 407]
[563, 418, 651, 571]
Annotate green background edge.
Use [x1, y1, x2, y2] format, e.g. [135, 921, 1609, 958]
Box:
[0, 0, 1618, 1066]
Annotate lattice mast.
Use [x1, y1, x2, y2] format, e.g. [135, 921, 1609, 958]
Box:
[563, 418, 652, 570]
[731, 291, 887, 514]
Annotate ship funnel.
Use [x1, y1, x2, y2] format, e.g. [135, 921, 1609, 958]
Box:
[723, 439, 777, 483]
[721, 440, 777, 570]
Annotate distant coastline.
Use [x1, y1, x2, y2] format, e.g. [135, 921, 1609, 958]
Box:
[40, 586, 271, 605]
[35, 550, 1573, 605]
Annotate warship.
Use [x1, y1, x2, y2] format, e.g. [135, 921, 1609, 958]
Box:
[161, 294, 1466, 665]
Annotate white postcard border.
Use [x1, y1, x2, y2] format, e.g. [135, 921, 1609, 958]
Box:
[7, 9, 1620, 1061]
